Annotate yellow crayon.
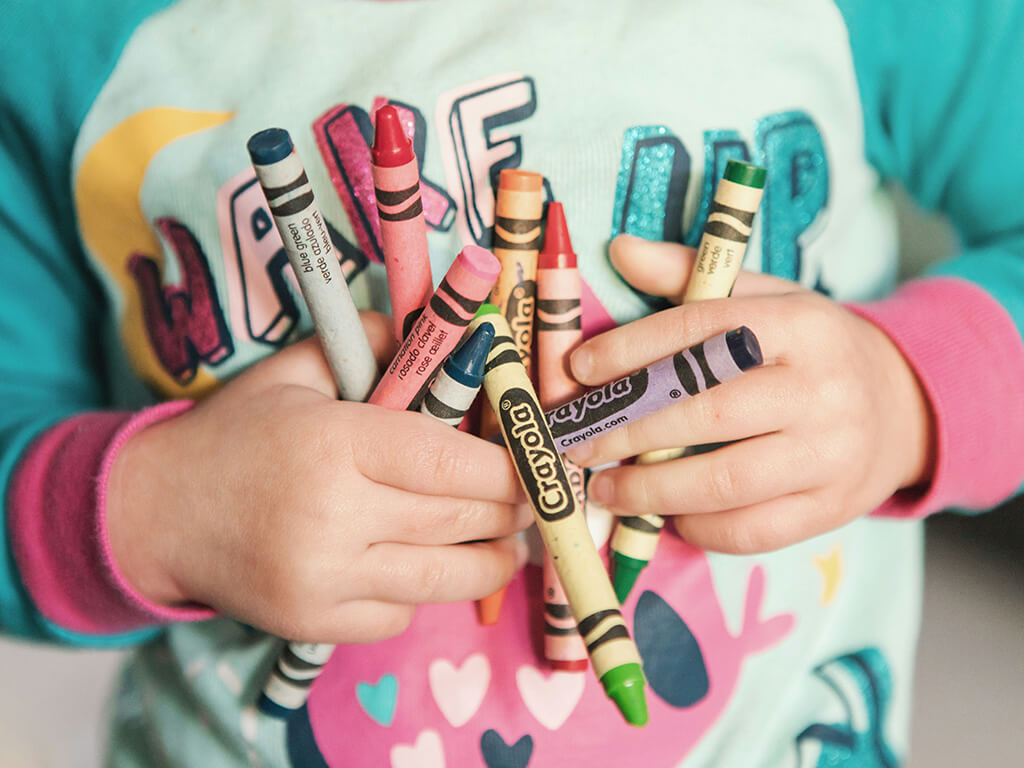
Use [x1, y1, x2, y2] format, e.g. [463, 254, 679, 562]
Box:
[482, 312, 648, 727]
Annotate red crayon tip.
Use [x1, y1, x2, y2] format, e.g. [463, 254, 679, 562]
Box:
[539, 202, 577, 269]
[551, 659, 589, 672]
[372, 105, 415, 167]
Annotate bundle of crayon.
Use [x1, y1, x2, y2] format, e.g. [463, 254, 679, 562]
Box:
[604, 159, 767, 601]
[476, 168, 545, 626]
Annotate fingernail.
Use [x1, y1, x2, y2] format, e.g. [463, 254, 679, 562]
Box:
[570, 347, 593, 381]
[588, 472, 613, 505]
[566, 442, 593, 465]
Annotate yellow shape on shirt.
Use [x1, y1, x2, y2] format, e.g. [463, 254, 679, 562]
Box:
[813, 547, 843, 605]
[75, 107, 232, 398]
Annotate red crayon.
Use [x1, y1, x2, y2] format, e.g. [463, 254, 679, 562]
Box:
[372, 105, 434, 341]
[536, 202, 588, 671]
[369, 245, 500, 411]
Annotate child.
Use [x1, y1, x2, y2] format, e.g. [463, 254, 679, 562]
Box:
[2, 0, 1023, 765]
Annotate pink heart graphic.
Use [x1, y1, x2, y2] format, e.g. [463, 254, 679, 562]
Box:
[390, 729, 445, 768]
[428, 653, 491, 727]
[515, 665, 586, 730]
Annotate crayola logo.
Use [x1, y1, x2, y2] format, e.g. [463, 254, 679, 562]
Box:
[546, 369, 649, 437]
[506, 280, 537, 359]
[500, 387, 574, 522]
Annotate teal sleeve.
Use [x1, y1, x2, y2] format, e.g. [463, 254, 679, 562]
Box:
[0, 0, 173, 644]
[836, 0, 1024, 331]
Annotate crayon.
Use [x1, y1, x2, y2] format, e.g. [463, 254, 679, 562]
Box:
[258, 642, 335, 718]
[610, 161, 766, 598]
[611, 160, 767, 601]
[420, 323, 494, 427]
[371, 105, 434, 341]
[248, 128, 378, 716]
[369, 245, 500, 411]
[682, 160, 766, 303]
[482, 312, 649, 727]
[490, 168, 544, 369]
[544, 327, 763, 451]
[536, 202, 588, 671]
[476, 170, 544, 623]
[247, 128, 378, 403]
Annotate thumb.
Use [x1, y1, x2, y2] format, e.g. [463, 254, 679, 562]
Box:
[609, 234, 799, 301]
[233, 310, 396, 399]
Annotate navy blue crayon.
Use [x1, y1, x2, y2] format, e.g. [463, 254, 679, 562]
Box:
[420, 324, 494, 427]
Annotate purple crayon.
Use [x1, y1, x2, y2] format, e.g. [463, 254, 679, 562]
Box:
[544, 327, 762, 452]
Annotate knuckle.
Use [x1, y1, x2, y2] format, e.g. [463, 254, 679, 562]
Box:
[417, 556, 452, 602]
[704, 460, 741, 509]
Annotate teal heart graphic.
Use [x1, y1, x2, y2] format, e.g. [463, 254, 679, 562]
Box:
[356, 674, 398, 726]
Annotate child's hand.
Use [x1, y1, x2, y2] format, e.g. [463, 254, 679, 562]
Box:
[565, 235, 935, 554]
[107, 311, 530, 644]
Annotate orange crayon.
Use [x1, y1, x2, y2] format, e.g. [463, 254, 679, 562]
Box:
[477, 169, 544, 625]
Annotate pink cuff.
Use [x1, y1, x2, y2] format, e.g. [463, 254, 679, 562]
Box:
[848, 277, 1024, 518]
[9, 402, 215, 635]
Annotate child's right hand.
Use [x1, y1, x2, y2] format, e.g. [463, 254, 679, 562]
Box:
[106, 311, 530, 644]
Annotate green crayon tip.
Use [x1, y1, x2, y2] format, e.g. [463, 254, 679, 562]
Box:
[601, 663, 649, 727]
[611, 552, 648, 603]
[475, 302, 501, 317]
[724, 159, 767, 189]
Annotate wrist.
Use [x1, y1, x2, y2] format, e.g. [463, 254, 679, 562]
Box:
[104, 402, 194, 609]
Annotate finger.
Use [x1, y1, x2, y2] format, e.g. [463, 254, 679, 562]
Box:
[608, 235, 695, 299]
[609, 234, 801, 301]
[566, 365, 796, 466]
[289, 600, 416, 645]
[671, 489, 843, 555]
[363, 536, 527, 603]
[355, 409, 524, 503]
[587, 433, 822, 517]
[372, 490, 534, 545]
[237, 336, 339, 397]
[569, 296, 787, 387]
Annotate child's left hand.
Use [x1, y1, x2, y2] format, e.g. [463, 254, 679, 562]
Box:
[565, 234, 936, 554]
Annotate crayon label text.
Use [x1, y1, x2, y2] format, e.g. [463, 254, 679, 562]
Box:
[500, 388, 574, 522]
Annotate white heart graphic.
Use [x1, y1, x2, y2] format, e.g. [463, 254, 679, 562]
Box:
[428, 653, 490, 727]
[390, 729, 445, 768]
[515, 665, 586, 730]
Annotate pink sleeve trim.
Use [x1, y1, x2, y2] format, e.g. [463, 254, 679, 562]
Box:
[9, 402, 215, 635]
[848, 277, 1024, 518]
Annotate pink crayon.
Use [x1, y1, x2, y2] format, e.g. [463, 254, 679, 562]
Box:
[369, 245, 500, 411]
[536, 203, 589, 671]
[372, 105, 434, 341]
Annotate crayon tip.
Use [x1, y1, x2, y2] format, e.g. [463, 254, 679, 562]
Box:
[601, 663, 649, 727]
[726, 326, 763, 370]
[371, 105, 415, 167]
[247, 128, 293, 165]
[498, 168, 544, 192]
[457, 245, 501, 280]
[477, 588, 507, 625]
[539, 202, 577, 269]
[550, 659, 589, 672]
[474, 302, 501, 317]
[446, 324, 494, 387]
[611, 552, 647, 604]
[257, 693, 296, 720]
[723, 159, 767, 189]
